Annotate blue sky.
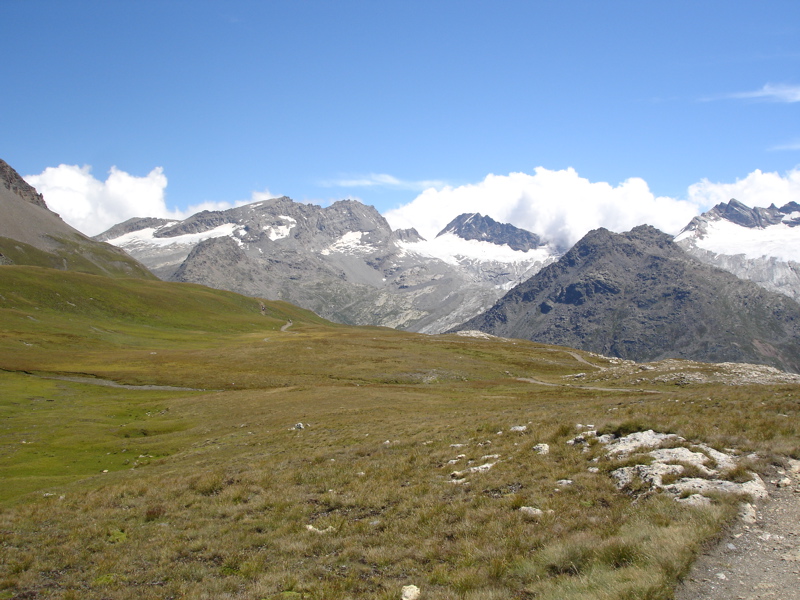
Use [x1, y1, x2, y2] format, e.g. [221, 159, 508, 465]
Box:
[3, 1, 800, 241]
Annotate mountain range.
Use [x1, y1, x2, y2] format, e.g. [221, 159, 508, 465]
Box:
[675, 198, 800, 302]
[454, 224, 800, 373]
[5, 155, 800, 373]
[95, 201, 559, 333]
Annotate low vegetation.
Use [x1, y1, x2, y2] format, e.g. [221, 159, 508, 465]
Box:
[0, 266, 798, 599]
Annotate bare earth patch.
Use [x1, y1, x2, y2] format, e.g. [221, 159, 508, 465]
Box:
[675, 463, 800, 600]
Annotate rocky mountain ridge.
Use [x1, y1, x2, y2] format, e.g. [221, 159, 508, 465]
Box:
[454, 224, 800, 373]
[97, 198, 559, 332]
[436, 213, 545, 251]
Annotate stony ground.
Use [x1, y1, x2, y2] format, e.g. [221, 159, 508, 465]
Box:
[675, 462, 800, 600]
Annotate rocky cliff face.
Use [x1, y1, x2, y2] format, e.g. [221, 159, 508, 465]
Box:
[675, 199, 800, 302]
[98, 200, 559, 332]
[454, 225, 800, 373]
[0, 159, 49, 210]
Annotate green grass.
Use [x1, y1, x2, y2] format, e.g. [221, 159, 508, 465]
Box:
[0, 265, 798, 599]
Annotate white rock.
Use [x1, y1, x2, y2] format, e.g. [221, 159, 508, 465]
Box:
[451, 462, 496, 478]
[401, 584, 421, 600]
[556, 479, 574, 486]
[533, 443, 549, 455]
[306, 524, 334, 534]
[519, 506, 543, 517]
[611, 463, 684, 489]
[648, 447, 716, 476]
[739, 503, 758, 524]
[676, 493, 712, 507]
[605, 430, 681, 456]
[777, 477, 793, 488]
[587, 467, 600, 474]
[694, 443, 737, 471]
[664, 474, 768, 500]
[510, 425, 527, 432]
[294, 422, 305, 430]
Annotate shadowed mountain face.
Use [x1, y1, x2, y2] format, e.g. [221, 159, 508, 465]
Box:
[675, 198, 800, 303]
[0, 159, 154, 279]
[97, 200, 559, 332]
[454, 225, 800, 373]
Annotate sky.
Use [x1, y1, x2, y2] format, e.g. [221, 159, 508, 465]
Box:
[2, 1, 800, 247]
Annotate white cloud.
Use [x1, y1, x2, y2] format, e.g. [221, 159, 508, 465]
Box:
[384, 167, 705, 250]
[687, 168, 800, 210]
[321, 172, 445, 191]
[729, 83, 800, 103]
[769, 140, 800, 151]
[24, 164, 271, 236]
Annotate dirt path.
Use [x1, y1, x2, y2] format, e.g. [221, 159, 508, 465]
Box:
[675, 463, 800, 600]
[280, 320, 293, 332]
[40, 374, 203, 392]
[516, 377, 661, 394]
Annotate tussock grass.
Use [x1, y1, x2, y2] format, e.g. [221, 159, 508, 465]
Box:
[0, 266, 798, 599]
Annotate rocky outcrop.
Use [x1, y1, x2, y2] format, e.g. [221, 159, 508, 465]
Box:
[453, 225, 800, 373]
[0, 159, 49, 210]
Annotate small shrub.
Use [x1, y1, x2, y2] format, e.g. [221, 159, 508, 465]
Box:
[718, 464, 754, 483]
[144, 504, 166, 521]
[191, 472, 225, 496]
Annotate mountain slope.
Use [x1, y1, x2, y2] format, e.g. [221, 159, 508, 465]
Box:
[98, 200, 559, 332]
[0, 159, 154, 279]
[454, 225, 800, 373]
[674, 198, 800, 302]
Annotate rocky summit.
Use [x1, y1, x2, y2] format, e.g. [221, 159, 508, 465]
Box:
[453, 224, 800, 373]
[97, 199, 559, 332]
[675, 198, 800, 302]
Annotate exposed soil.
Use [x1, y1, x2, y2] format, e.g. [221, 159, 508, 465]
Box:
[675, 463, 800, 600]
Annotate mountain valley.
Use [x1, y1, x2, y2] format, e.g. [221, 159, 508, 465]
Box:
[2, 158, 800, 599]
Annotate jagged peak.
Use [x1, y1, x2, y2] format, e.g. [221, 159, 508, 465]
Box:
[0, 158, 50, 211]
[436, 212, 545, 252]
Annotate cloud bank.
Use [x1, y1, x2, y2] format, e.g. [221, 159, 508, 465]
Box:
[384, 168, 705, 250]
[687, 168, 800, 210]
[24, 165, 269, 236]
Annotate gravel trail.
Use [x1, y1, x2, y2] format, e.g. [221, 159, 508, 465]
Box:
[675, 463, 800, 600]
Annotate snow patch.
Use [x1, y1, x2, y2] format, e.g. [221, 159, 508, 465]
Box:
[108, 223, 240, 249]
[400, 233, 555, 265]
[263, 216, 297, 241]
[321, 231, 376, 255]
[675, 219, 800, 263]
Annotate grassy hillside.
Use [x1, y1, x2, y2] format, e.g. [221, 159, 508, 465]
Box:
[0, 266, 798, 600]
